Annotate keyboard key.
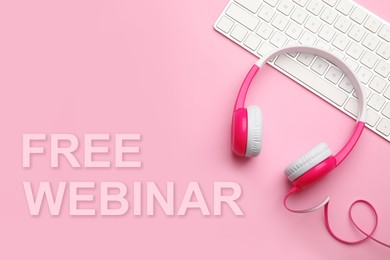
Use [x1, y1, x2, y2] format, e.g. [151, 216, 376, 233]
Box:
[345, 57, 359, 71]
[299, 31, 316, 45]
[226, 4, 260, 31]
[382, 103, 390, 119]
[216, 16, 234, 33]
[275, 55, 348, 106]
[285, 40, 299, 57]
[320, 7, 338, 24]
[235, 0, 262, 13]
[350, 7, 368, 24]
[256, 23, 274, 39]
[291, 7, 308, 24]
[316, 39, 331, 50]
[272, 14, 289, 31]
[367, 109, 380, 127]
[286, 22, 303, 40]
[319, 24, 335, 42]
[331, 49, 345, 60]
[322, 0, 337, 7]
[376, 118, 390, 136]
[311, 57, 329, 75]
[357, 66, 373, 84]
[325, 66, 343, 84]
[332, 34, 350, 51]
[305, 16, 322, 33]
[345, 97, 358, 117]
[376, 42, 390, 60]
[360, 51, 378, 68]
[264, 0, 279, 7]
[335, 0, 353, 15]
[270, 31, 287, 47]
[244, 33, 262, 50]
[374, 60, 390, 78]
[369, 75, 387, 93]
[306, 0, 324, 15]
[231, 25, 248, 42]
[362, 33, 380, 51]
[339, 76, 354, 93]
[368, 93, 386, 111]
[364, 16, 381, 33]
[258, 4, 276, 22]
[334, 16, 351, 33]
[348, 24, 366, 42]
[378, 25, 390, 42]
[385, 87, 390, 100]
[277, 0, 295, 15]
[353, 86, 371, 99]
[297, 53, 315, 66]
[257, 42, 276, 57]
[346, 42, 364, 59]
[292, 0, 308, 7]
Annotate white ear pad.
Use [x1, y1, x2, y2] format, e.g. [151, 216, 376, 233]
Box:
[284, 143, 332, 182]
[245, 106, 262, 157]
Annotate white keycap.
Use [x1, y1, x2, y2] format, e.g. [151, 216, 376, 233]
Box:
[285, 40, 299, 57]
[216, 16, 234, 33]
[235, 0, 262, 13]
[311, 57, 329, 75]
[264, 0, 280, 7]
[316, 39, 331, 50]
[339, 76, 354, 93]
[382, 103, 390, 118]
[331, 49, 345, 60]
[367, 109, 380, 127]
[292, 0, 308, 7]
[378, 25, 390, 42]
[348, 24, 366, 42]
[369, 75, 387, 93]
[332, 34, 350, 51]
[299, 31, 316, 45]
[256, 23, 274, 39]
[272, 14, 289, 31]
[226, 4, 260, 30]
[384, 87, 390, 100]
[345, 57, 359, 71]
[350, 7, 368, 24]
[277, 0, 295, 15]
[306, 0, 324, 15]
[322, 0, 337, 7]
[286, 22, 303, 40]
[325, 66, 343, 83]
[291, 7, 308, 24]
[258, 4, 276, 22]
[357, 66, 373, 84]
[244, 33, 262, 50]
[319, 24, 335, 42]
[362, 33, 380, 51]
[258, 42, 276, 57]
[270, 31, 287, 47]
[231, 25, 248, 42]
[305, 16, 322, 33]
[374, 60, 390, 78]
[364, 16, 381, 33]
[334, 15, 351, 33]
[345, 97, 358, 117]
[297, 52, 315, 66]
[335, 0, 353, 15]
[360, 51, 378, 69]
[368, 93, 386, 111]
[376, 42, 390, 60]
[320, 7, 338, 24]
[275, 55, 348, 106]
[353, 86, 371, 99]
[376, 118, 390, 136]
[346, 42, 364, 59]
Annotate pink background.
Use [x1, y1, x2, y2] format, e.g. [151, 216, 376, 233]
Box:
[1, 0, 390, 259]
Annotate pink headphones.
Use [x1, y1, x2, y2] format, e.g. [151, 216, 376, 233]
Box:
[232, 46, 367, 192]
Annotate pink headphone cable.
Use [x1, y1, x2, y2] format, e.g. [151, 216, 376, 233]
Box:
[284, 189, 390, 247]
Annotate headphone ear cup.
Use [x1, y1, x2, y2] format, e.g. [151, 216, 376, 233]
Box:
[284, 143, 332, 182]
[245, 106, 262, 157]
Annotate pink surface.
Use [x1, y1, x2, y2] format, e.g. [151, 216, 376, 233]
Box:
[1, 0, 390, 259]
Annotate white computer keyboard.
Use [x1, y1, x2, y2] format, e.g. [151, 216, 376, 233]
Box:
[215, 0, 390, 142]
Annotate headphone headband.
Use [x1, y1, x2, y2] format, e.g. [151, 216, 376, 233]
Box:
[234, 46, 367, 166]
